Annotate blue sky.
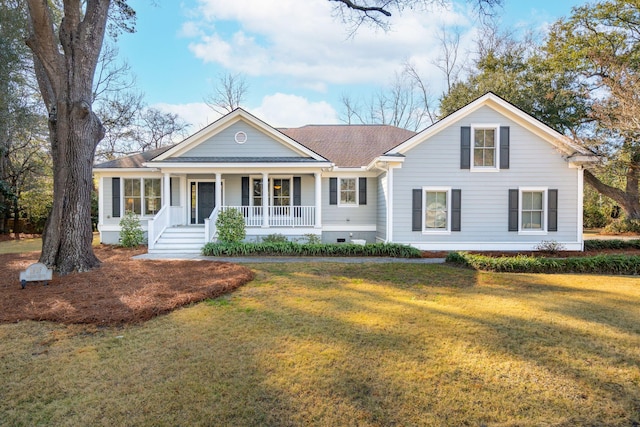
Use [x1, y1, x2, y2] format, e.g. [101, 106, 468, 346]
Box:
[114, 0, 586, 130]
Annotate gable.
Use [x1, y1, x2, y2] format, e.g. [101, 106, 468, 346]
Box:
[173, 121, 307, 159]
[387, 92, 595, 165]
[153, 108, 327, 163]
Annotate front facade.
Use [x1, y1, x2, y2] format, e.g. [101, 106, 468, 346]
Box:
[94, 93, 596, 253]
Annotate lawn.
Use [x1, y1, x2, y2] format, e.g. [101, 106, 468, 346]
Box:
[0, 262, 639, 426]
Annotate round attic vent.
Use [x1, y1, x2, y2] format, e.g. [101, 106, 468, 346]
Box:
[235, 131, 247, 144]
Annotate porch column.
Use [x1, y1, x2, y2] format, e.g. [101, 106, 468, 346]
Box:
[163, 173, 171, 208]
[215, 172, 222, 210]
[314, 172, 322, 228]
[262, 172, 269, 228]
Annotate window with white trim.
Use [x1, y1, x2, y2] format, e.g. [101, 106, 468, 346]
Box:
[423, 187, 450, 232]
[472, 125, 499, 169]
[521, 189, 545, 231]
[123, 178, 162, 216]
[339, 178, 357, 206]
[272, 178, 291, 207]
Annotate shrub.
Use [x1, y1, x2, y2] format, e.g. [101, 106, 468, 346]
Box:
[584, 239, 640, 251]
[446, 251, 640, 275]
[303, 234, 322, 244]
[534, 240, 566, 253]
[261, 233, 288, 243]
[602, 219, 640, 234]
[119, 211, 145, 247]
[216, 208, 246, 244]
[202, 242, 422, 258]
[583, 204, 609, 229]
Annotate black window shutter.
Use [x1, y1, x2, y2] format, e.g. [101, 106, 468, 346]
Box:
[359, 177, 367, 205]
[548, 189, 558, 232]
[412, 189, 422, 231]
[451, 189, 461, 232]
[508, 189, 519, 231]
[460, 126, 471, 169]
[500, 126, 510, 169]
[112, 178, 120, 218]
[241, 177, 249, 206]
[293, 177, 301, 205]
[293, 177, 302, 217]
[329, 178, 337, 205]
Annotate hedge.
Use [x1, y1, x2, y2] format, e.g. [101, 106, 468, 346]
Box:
[584, 239, 640, 251]
[202, 242, 422, 258]
[445, 251, 640, 275]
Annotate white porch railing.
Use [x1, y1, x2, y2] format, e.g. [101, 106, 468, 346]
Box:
[222, 206, 316, 228]
[204, 206, 220, 243]
[147, 205, 169, 250]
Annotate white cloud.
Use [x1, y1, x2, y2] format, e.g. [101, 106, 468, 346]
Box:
[184, 0, 474, 90]
[152, 94, 338, 132]
[152, 102, 222, 134]
[251, 93, 339, 127]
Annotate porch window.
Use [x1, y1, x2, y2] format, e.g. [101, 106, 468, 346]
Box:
[123, 178, 161, 216]
[252, 179, 263, 207]
[272, 178, 290, 207]
[124, 178, 141, 214]
[144, 179, 162, 215]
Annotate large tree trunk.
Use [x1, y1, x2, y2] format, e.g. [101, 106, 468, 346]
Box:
[26, 0, 110, 274]
[584, 168, 640, 220]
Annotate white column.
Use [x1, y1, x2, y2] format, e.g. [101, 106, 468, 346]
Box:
[163, 173, 171, 208]
[97, 175, 104, 236]
[215, 172, 222, 210]
[387, 166, 394, 243]
[314, 172, 322, 228]
[262, 172, 269, 228]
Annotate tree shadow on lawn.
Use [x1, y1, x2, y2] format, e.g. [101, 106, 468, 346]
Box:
[0, 245, 254, 325]
[232, 263, 640, 425]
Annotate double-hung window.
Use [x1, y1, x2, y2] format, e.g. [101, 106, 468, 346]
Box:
[521, 189, 545, 231]
[423, 187, 451, 233]
[123, 178, 162, 216]
[339, 178, 357, 206]
[472, 125, 499, 170]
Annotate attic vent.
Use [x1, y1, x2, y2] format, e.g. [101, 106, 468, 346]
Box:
[235, 131, 247, 144]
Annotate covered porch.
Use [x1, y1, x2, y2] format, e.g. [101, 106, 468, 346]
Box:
[147, 169, 323, 252]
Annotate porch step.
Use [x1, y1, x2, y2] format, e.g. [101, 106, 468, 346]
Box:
[149, 226, 206, 254]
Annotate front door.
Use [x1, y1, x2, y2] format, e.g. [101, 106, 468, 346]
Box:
[190, 182, 217, 224]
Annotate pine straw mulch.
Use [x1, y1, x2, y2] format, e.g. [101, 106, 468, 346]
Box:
[0, 245, 254, 326]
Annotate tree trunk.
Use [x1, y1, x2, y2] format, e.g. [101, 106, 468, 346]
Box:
[39, 98, 103, 273]
[26, 0, 110, 274]
[584, 169, 640, 220]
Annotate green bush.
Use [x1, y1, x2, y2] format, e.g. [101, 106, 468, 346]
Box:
[119, 211, 145, 247]
[202, 242, 422, 258]
[303, 234, 322, 244]
[216, 208, 246, 243]
[583, 204, 609, 229]
[584, 239, 640, 251]
[602, 219, 640, 234]
[445, 251, 640, 275]
[261, 233, 288, 243]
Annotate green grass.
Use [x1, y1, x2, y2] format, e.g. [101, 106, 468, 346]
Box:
[0, 233, 100, 254]
[1, 263, 639, 426]
[0, 236, 42, 254]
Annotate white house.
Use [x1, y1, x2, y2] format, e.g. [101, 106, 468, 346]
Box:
[94, 93, 596, 253]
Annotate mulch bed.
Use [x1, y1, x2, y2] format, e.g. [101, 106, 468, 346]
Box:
[0, 245, 254, 325]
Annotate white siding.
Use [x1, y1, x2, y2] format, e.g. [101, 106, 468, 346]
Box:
[177, 122, 306, 158]
[392, 106, 580, 247]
